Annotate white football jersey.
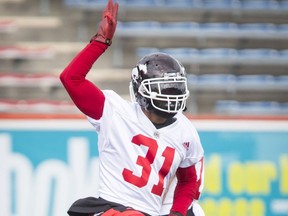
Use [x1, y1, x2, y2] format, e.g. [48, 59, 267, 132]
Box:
[87, 90, 204, 215]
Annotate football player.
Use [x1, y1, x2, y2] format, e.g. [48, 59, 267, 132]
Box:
[60, 0, 204, 215]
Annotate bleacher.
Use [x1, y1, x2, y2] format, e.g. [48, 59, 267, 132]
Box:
[117, 21, 288, 40]
[0, 0, 287, 116]
[64, 0, 288, 10]
[136, 47, 288, 65]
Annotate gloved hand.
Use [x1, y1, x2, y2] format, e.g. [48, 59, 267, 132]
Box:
[91, 0, 119, 46]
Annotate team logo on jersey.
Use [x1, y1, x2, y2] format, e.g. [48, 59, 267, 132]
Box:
[154, 131, 160, 139]
[183, 142, 190, 150]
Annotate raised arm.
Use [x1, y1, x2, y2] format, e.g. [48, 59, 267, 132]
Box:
[60, 0, 118, 120]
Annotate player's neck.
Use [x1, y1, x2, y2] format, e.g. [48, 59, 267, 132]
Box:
[143, 109, 167, 125]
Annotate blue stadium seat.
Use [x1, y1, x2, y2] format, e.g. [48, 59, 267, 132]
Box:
[118, 21, 161, 29]
[188, 74, 236, 91]
[278, 24, 288, 32]
[187, 74, 198, 83]
[64, 0, 158, 8]
[200, 22, 238, 31]
[214, 100, 240, 114]
[275, 75, 288, 86]
[238, 48, 278, 58]
[238, 101, 281, 114]
[279, 49, 288, 57]
[203, 0, 241, 9]
[235, 75, 288, 91]
[240, 0, 279, 9]
[125, 0, 156, 7]
[215, 100, 282, 115]
[200, 48, 238, 58]
[117, 20, 288, 41]
[239, 23, 277, 32]
[280, 103, 288, 114]
[162, 22, 199, 30]
[164, 0, 194, 7]
[196, 74, 236, 84]
[136, 47, 160, 57]
[236, 75, 275, 84]
[63, 0, 288, 11]
[64, 0, 107, 7]
[161, 48, 199, 60]
[279, 0, 288, 9]
[136, 47, 286, 66]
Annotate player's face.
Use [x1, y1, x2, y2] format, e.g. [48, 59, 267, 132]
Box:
[152, 88, 182, 110]
[150, 88, 182, 119]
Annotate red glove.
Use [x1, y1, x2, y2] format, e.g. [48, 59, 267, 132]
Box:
[91, 0, 119, 46]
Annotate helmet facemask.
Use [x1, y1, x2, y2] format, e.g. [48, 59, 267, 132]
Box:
[138, 75, 189, 113]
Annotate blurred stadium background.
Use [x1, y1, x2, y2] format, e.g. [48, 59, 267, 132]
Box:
[0, 0, 288, 115]
[0, 0, 287, 216]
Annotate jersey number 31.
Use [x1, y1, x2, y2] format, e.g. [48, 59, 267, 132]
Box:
[122, 134, 175, 196]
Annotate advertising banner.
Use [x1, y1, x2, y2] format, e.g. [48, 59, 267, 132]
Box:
[0, 119, 287, 216]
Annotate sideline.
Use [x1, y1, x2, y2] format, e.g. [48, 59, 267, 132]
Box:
[0, 113, 288, 131]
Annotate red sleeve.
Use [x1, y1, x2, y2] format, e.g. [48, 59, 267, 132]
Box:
[170, 160, 204, 216]
[60, 41, 108, 120]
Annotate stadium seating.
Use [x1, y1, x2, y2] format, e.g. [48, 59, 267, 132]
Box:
[0, 0, 287, 115]
[63, 0, 288, 10]
[187, 74, 288, 91]
[116, 21, 288, 40]
[0, 46, 54, 60]
[215, 100, 288, 115]
[135, 47, 288, 66]
[0, 0, 24, 3]
[0, 16, 62, 28]
[0, 99, 79, 113]
[0, 73, 60, 88]
[0, 20, 17, 33]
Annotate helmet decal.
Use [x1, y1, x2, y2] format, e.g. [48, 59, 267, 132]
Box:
[131, 63, 148, 82]
[138, 63, 148, 74]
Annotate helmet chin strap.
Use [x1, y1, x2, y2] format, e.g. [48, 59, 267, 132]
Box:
[146, 102, 177, 119]
[152, 108, 177, 119]
[149, 108, 177, 129]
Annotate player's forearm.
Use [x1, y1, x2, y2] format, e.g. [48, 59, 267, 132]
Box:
[170, 166, 199, 216]
[59, 41, 108, 119]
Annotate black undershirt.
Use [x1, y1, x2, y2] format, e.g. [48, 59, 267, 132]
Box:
[153, 117, 177, 129]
